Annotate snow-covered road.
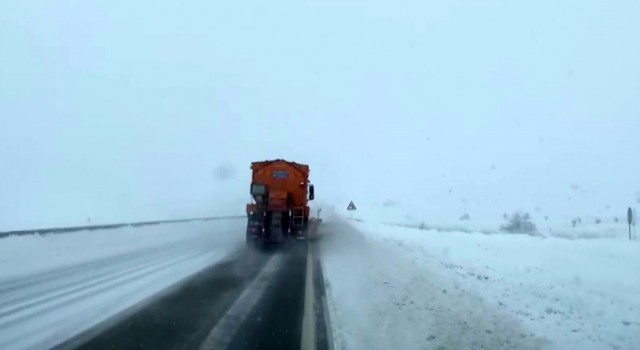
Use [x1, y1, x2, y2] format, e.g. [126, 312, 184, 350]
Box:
[0, 220, 245, 350]
[319, 215, 640, 350]
[3, 212, 637, 350]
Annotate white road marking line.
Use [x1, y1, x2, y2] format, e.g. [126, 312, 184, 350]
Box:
[318, 257, 336, 350]
[301, 246, 316, 350]
[199, 253, 284, 350]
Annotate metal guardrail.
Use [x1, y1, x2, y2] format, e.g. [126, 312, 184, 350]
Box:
[0, 215, 246, 239]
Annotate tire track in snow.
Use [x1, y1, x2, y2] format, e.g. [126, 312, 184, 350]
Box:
[0, 251, 202, 324]
[0, 248, 150, 293]
[0, 227, 243, 350]
[0, 243, 197, 311]
[0, 252, 209, 348]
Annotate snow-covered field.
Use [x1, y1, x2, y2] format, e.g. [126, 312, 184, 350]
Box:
[320, 213, 640, 350]
[342, 201, 636, 240]
[0, 220, 245, 350]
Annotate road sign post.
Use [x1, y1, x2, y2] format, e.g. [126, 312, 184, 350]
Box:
[628, 207, 633, 240]
[633, 208, 637, 240]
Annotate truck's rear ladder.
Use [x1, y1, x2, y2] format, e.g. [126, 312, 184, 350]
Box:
[292, 207, 305, 231]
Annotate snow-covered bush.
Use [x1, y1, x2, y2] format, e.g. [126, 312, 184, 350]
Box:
[382, 199, 398, 207]
[571, 217, 583, 228]
[500, 212, 537, 234]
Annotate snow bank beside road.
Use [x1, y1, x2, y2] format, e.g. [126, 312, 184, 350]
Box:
[0, 220, 245, 350]
[321, 214, 640, 350]
[319, 218, 549, 350]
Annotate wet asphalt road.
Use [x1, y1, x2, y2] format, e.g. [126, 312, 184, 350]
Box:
[225, 245, 307, 350]
[53, 243, 326, 350]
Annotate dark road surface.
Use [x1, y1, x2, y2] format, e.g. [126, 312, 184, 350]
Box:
[54, 243, 329, 350]
[224, 245, 306, 350]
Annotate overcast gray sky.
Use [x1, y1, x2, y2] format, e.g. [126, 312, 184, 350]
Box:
[1, 0, 639, 230]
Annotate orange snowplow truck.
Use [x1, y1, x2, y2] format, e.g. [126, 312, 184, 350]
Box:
[246, 159, 315, 246]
